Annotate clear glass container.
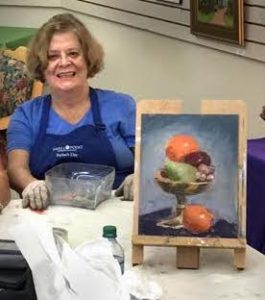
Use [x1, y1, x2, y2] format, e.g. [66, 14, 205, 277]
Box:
[45, 162, 115, 209]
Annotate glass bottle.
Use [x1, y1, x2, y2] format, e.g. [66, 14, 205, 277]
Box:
[102, 225, 124, 274]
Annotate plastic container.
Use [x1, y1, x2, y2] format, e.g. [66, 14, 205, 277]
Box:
[45, 162, 115, 209]
[102, 225, 124, 274]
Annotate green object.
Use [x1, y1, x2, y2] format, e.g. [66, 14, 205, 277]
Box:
[0, 26, 37, 49]
[165, 160, 197, 182]
[102, 225, 117, 238]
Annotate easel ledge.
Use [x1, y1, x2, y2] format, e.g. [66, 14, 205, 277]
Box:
[132, 235, 246, 270]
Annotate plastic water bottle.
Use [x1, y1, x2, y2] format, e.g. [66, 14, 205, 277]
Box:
[102, 225, 124, 274]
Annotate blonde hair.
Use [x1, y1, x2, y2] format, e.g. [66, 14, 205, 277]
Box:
[27, 13, 104, 82]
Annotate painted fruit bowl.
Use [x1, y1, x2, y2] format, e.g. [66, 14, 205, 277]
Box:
[154, 169, 210, 195]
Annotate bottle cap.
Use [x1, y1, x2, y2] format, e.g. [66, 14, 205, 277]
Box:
[103, 225, 117, 238]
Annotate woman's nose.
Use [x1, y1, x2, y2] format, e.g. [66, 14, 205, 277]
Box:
[59, 54, 70, 66]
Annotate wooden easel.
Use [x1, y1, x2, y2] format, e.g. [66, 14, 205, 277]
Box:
[132, 100, 247, 270]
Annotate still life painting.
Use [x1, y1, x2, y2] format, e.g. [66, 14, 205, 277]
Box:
[138, 114, 239, 238]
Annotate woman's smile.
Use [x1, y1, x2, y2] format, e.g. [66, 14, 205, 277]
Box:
[56, 71, 76, 78]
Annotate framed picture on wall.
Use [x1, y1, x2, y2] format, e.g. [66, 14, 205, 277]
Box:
[156, 0, 182, 4]
[190, 0, 244, 46]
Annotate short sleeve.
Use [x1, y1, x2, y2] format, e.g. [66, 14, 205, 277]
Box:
[6, 106, 33, 152]
[118, 95, 136, 148]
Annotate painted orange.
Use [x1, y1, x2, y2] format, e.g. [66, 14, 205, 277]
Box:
[183, 204, 213, 233]
[165, 135, 199, 162]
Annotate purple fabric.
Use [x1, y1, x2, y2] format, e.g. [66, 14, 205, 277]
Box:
[247, 138, 265, 254]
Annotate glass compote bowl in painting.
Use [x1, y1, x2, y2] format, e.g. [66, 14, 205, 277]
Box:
[155, 170, 210, 229]
[155, 134, 215, 230]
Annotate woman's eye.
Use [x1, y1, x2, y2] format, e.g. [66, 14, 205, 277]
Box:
[68, 51, 79, 58]
[48, 54, 59, 61]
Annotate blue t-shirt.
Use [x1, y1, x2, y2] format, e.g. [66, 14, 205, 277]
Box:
[7, 88, 136, 169]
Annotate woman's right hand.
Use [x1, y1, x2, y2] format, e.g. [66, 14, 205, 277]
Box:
[22, 180, 49, 210]
[8, 149, 49, 210]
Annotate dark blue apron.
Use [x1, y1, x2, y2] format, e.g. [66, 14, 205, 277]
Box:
[29, 88, 133, 188]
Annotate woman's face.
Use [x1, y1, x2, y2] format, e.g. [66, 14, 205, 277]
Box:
[44, 31, 88, 94]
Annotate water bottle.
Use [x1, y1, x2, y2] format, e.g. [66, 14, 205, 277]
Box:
[102, 225, 124, 274]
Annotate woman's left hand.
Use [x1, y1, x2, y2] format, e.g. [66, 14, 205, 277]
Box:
[115, 174, 134, 201]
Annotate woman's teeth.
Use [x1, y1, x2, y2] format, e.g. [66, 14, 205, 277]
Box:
[57, 71, 75, 78]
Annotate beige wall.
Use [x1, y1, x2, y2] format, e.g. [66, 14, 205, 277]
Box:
[0, 6, 265, 138]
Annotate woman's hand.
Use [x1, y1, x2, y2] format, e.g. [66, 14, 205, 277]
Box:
[22, 180, 49, 210]
[115, 174, 134, 201]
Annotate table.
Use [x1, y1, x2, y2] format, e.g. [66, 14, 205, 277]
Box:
[247, 138, 265, 254]
[1, 198, 265, 300]
[0, 26, 36, 49]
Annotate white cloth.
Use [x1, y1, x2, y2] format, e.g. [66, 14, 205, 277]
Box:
[22, 180, 49, 210]
[9, 219, 129, 300]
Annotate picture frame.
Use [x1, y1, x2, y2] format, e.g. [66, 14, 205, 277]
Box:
[190, 0, 244, 46]
[156, 0, 182, 4]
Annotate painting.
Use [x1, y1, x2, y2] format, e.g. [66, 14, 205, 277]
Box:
[138, 113, 239, 238]
[132, 100, 246, 269]
[190, 0, 244, 45]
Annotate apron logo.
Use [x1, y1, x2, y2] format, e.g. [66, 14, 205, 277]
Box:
[53, 144, 83, 158]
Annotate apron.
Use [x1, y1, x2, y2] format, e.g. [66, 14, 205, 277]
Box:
[29, 88, 133, 188]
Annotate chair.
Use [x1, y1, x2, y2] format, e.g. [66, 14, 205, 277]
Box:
[0, 46, 43, 168]
[0, 46, 43, 130]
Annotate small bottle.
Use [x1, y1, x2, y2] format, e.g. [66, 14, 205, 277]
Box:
[102, 225, 124, 274]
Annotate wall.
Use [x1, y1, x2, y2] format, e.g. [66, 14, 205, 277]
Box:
[60, 0, 265, 62]
[0, 1, 264, 138]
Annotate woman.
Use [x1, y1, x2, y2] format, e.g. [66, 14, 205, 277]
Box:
[7, 13, 135, 210]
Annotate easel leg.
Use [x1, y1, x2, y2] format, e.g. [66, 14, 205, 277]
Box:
[132, 244, 144, 266]
[177, 246, 200, 269]
[234, 248, 246, 270]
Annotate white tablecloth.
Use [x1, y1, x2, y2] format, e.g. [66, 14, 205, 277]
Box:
[1, 198, 265, 300]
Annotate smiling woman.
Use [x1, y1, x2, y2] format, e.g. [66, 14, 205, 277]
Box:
[6, 13, 136, 210]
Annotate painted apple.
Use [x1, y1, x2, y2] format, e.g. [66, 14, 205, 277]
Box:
[183, 150, 211, 167]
